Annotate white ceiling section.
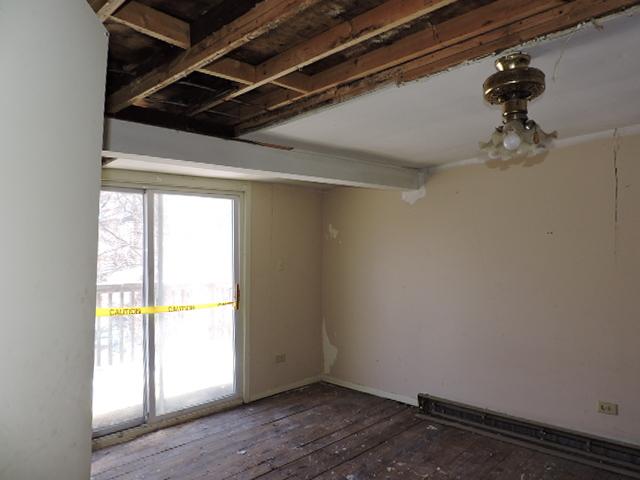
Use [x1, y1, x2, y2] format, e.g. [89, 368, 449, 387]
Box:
[244, 12, 640, 167]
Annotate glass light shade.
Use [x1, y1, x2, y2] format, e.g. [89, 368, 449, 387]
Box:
[480, 119, 557, 161]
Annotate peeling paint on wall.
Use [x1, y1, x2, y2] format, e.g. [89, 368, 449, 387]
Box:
[328, 223, 340, 240]
[322, 318, 338, 375]
[401, 185, 427, 205]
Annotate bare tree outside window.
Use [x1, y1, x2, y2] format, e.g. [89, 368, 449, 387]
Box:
[93, 191, 146, 431]
[97, 191, 144, 284]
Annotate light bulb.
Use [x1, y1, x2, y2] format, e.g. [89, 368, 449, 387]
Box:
[503, 130, 522, 151]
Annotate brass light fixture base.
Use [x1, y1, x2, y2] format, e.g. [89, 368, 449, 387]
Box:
[480, 52, 556, 162]
[483, 53, 546, 122]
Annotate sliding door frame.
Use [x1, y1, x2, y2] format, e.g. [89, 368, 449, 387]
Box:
[144, 191, 156, 425]
[94, 170, 251, 439]
[146, 188, 243, 424]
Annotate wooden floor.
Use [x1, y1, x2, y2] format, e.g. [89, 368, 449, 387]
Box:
[92, 383, 631, 480]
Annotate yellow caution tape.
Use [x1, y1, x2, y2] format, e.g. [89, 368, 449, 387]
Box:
[96, 300, 237, 317]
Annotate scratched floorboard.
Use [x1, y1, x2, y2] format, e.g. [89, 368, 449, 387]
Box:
[92, 383, 633, 480]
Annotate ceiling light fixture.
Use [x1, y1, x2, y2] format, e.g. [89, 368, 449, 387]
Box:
[480, 52, 557, 161]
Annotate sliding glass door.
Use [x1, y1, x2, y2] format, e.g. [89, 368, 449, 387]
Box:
[152, 192, 237, 415]
[93, 190, 146, 431]
[92, 188, 240, 435]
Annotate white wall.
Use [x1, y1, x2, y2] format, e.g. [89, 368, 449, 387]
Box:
[0, 1, 108, 478]
[322, 133, 640, 445]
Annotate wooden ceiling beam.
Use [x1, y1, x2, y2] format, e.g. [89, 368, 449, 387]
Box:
[200, 61, 312, 92]
[90, 0, 129, 22]
[187, 0, 458, 116]
[207, 103, 268, 121]
[272, 73, 313, 93]
[111, 3, 255, 85]
[110, 1, 190, 49]
[109, 2, 312, 92]
[106, 0, 321, 113]
[311, 0, 564, 92]
[400, 0, 629, 83]
[211, 91, 305, 120]
[190, 0, 257, 45]
[200, 59, 255, 85]
[236, 0, 566, 119]
[235, 0, 640, 135]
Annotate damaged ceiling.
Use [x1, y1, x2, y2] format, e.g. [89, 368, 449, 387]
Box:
[94, 0, 640, 148]
[244, 11, 640, 166]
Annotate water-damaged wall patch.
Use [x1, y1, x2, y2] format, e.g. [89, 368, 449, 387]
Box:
[401, 185, 426, 205]
[328, 223, 340, 240]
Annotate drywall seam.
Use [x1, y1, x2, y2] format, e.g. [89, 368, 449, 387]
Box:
[249, 376, 321, 402]
[322, 319, 338, 374]
[551, 25, 581, 83]
[321, 375, 419, 407]
[613, 129, 621, 226]
[612, 129, 622, 258]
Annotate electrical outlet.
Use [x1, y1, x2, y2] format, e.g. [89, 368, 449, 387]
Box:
[275, 353, 287, 364]
[598, 401, 619, 416]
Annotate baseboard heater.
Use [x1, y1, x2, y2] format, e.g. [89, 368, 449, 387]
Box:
[418, 393, 640, 479]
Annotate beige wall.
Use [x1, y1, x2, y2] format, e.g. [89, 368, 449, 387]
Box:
[322, 133, 640, 445]
[249, 183, 324, 399]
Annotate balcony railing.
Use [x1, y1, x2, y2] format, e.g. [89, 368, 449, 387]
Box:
[94, 283, 234, 368]
[95, 283, 143, 367]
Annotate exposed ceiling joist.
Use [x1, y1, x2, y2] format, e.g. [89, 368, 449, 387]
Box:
[189, 0, 257, 45]
[241, 14, 640, 168]
[272, 72, 313, 94]
[110, 1, 190, 48]
[311, 0, 562, 92]
[234, 0, 568, 118]
[200, 58, 255, 85]
[201, 59, 313, 93]
[90, 0, 128, 22]
[106, 0, 321, 113]
[399, 0, 629, 83]
[109, 1, 311, 94]
[187, 0, 458, 116]
[235, 0, 640, 134]
[103, 119, 421, 189]
[101, 0, 640, 138]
